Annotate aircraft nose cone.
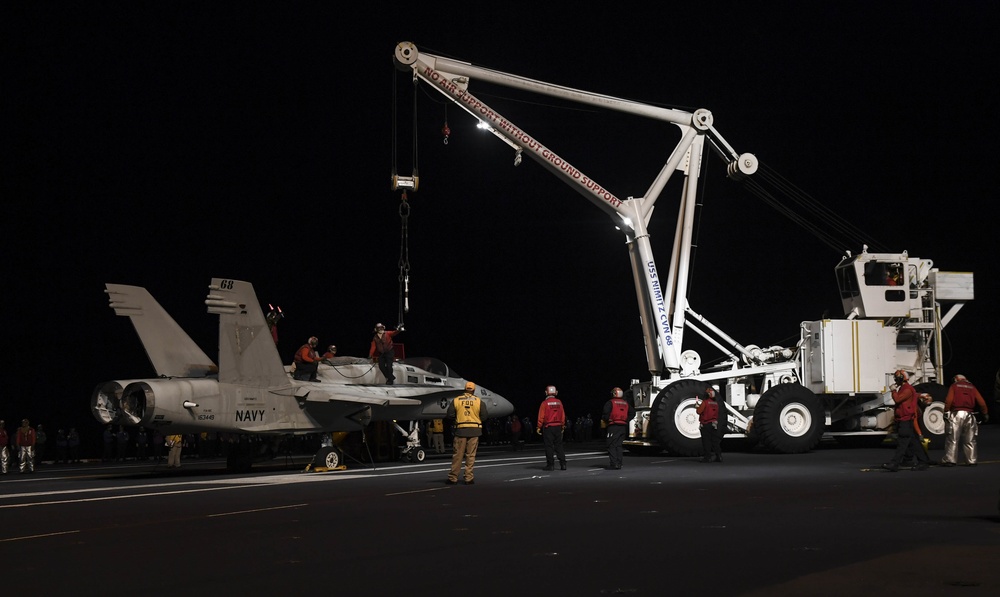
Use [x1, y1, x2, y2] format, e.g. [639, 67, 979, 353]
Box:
[485, 391, 514, 417]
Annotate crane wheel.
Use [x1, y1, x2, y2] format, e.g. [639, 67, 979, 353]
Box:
[754, 383, 824, 453]
[650, 379, 713, 457]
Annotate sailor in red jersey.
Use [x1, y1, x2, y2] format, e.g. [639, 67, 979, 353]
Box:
[696, 387, 723, 463]
[602, 386, 635, 470]
[0, 420, 9, 474]
[369, 323, 402, 385]
[15, 419, 37, 473]
[940, 374, 989, 466]
[536, 385, 567, 471]
[882, 370, 931, 472]
[293, 336, 323, 381]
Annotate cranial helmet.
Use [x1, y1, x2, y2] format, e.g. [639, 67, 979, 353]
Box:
[375, 323, 385, 331]
[954, 374, 967, 382]
[705, 386, 716, 398]
[546, 385, 558, 396]
[893, 369, 908, 382]
[612, 387, 623, 399]
[465, 381, 476, 393]
[308, 336, 318, 346]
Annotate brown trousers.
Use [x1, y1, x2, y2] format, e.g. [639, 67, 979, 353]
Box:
[449, 436, 479, 482]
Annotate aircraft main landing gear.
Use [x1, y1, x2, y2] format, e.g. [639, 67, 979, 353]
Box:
[304, 435, 348, 473]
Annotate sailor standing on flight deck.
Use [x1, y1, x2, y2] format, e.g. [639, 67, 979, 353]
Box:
[0, 420, 9, 474]
[940, 374, 989, 466]
[602, 387, 635, 470]
[429, 418, 445, 454]
[446, 381, 488, 485]
[882, 370, 930, 472]
[16, 419, 36, 473]
[536, 385, 567, 471]
[696, 387, 723, 463]
[166, 433, 183, 468]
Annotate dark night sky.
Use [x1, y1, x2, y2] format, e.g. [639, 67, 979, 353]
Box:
[5, 3, 998, 443]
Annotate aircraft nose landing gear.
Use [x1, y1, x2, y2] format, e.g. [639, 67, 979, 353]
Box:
[402, 446, 426, 463]
[395, 421, 426, 463]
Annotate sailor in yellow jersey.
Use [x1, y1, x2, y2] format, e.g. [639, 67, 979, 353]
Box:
[165, 433, 184, 468]
[446, 381, 488, 485]
[429, 418, 445, 454]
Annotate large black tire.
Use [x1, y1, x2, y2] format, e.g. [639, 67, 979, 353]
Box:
[650, 379, 713, 457]
[753, 384, 824, 454]
[314, 446, 343, 469]
[914, 382, 947, 448]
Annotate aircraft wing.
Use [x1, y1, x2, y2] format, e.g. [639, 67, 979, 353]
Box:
[298, 390, 421, 408]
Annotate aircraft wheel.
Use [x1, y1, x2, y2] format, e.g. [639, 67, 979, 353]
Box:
[914, 382, 947, 448]
[754, 383, 824, 453]
[650, 379, 713, 456]
[412, 448, 426, 463]
[314, 446, 342, 469]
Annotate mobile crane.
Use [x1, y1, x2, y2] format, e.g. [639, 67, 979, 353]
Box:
[392, 42, 974, 455]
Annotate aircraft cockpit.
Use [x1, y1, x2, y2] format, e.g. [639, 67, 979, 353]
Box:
[400, 356, 457, 378]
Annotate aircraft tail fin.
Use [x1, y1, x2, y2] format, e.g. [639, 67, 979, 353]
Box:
[205, 278, 289, 387]
[105, 283, 217, 378]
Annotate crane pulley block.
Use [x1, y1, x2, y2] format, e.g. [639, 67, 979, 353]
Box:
[392, 173, 419, 191]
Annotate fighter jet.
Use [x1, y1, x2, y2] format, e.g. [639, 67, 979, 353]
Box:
[91, 278, 513, 471]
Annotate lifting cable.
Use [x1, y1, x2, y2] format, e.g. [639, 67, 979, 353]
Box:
[398, 192, 411, 327]
[391, 67, 420, 191]
[391, 67, 419, 328]
[695, 136, 887, 255]
[740, 161, 888, 254]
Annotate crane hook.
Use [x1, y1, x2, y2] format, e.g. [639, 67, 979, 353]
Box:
[442, 121, 450, 145]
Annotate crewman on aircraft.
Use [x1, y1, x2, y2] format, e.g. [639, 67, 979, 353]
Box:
[370, 323, 402, 384]
[293, 336, 323, 381]
[266, 305, 283, 344]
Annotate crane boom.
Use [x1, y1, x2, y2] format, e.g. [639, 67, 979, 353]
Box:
[394, 42, 755, 372]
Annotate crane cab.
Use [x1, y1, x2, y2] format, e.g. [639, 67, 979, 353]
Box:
[835, 250, 926, 319]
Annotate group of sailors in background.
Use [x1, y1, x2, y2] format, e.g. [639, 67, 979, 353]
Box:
[0, 418, 48, 474]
